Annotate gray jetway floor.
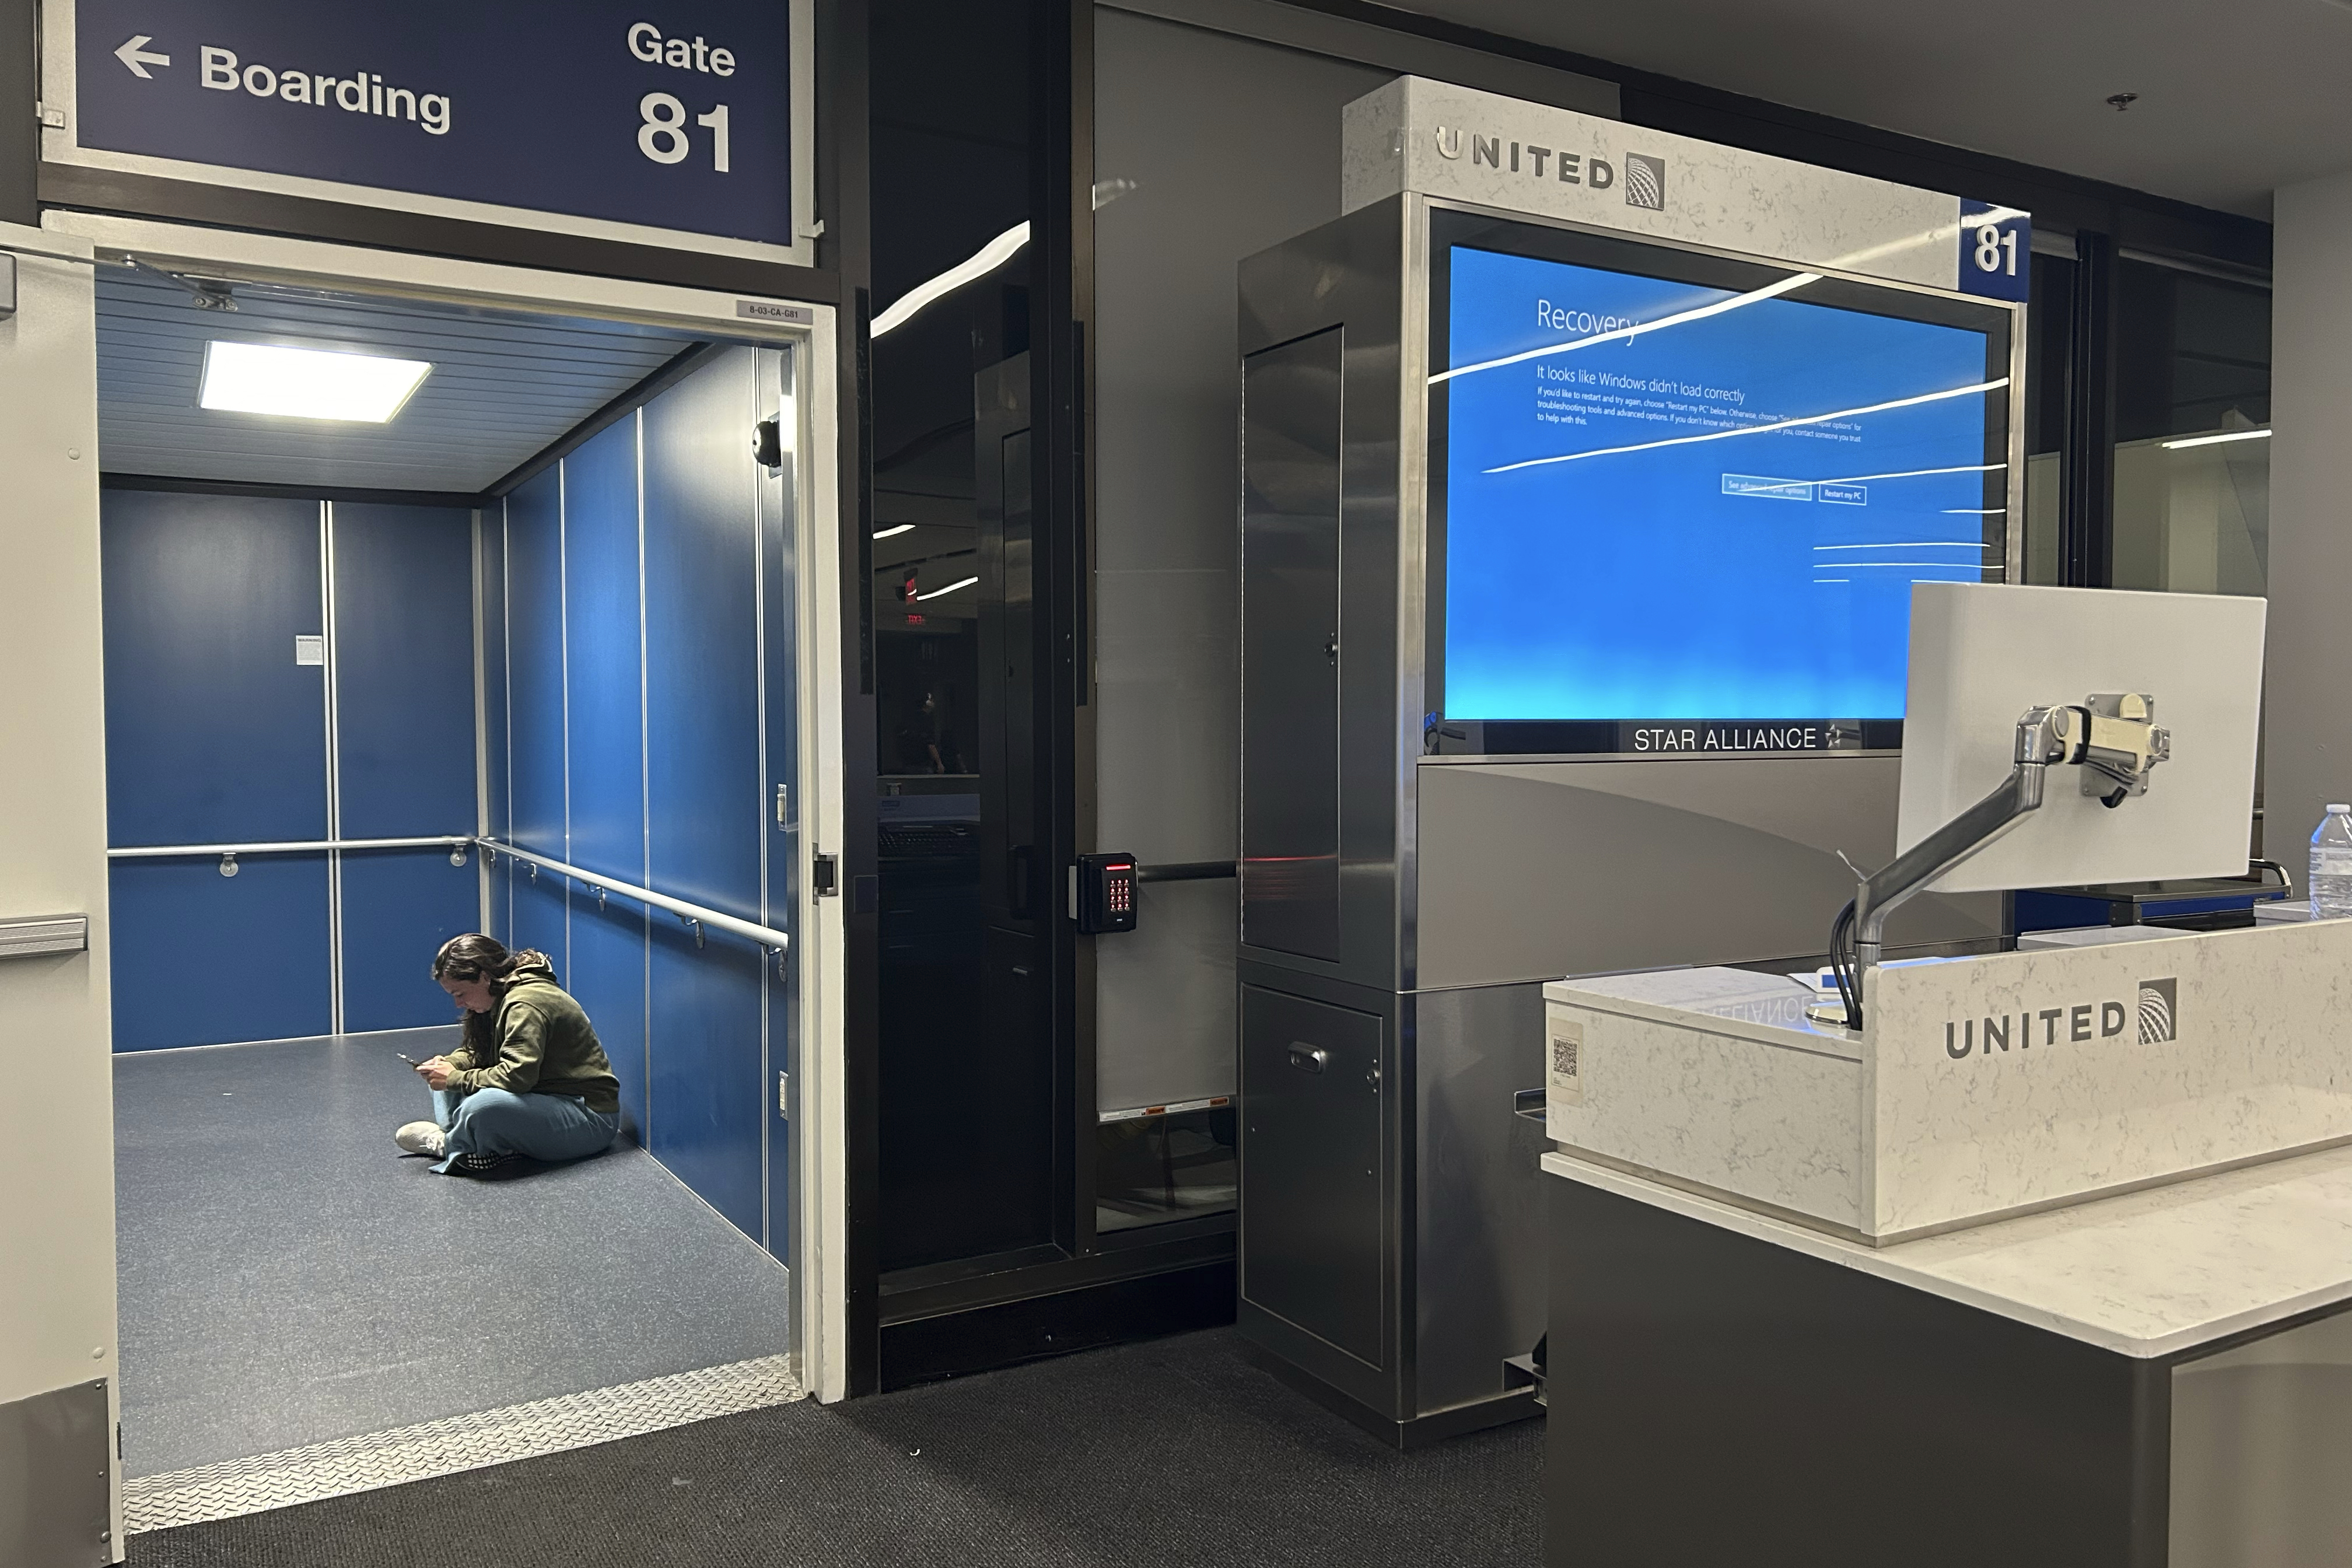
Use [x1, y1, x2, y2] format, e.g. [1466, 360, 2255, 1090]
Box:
[115, 1030, 794, 1478]
[126, 1326, 1543, 1567]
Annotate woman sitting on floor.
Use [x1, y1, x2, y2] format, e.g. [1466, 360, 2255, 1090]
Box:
[396, 935, 622, 1177]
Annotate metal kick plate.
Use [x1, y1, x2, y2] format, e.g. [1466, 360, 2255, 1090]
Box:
[0, 1377, 112, 1566]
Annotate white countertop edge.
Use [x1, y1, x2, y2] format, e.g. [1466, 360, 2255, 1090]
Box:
[1538, 1149, 2352, 1359]
[1539, 984, 1864, 1063]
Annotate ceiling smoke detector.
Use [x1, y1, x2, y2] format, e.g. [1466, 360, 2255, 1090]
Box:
[2106, 92, 2140, 111]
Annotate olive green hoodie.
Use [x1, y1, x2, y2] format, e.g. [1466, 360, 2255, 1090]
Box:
[443, 953, 621, 1115]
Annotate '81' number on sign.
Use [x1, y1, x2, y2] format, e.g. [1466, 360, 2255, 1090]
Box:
[1973, 223, 2018, 277]
[639, 93, 730, 172]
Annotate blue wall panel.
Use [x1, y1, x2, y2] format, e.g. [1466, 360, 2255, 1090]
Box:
[558, 416, 650, 1136]
[506, 474, 567, 860]
[489, 858, 513, 950]
[569, 898, 649, 1139]
[642, 349, 767, 1238]
[643, 350, 763, 919]
[648, 922, 767, 1236]
[509, 866, 570, 978]
[478, 517, 509, 941]
[468, 349, 781, 1241]
[333, 503, 477, 839]
[110, 855, 332, 1050]
[341, 848, 480, 1033]
[562, 419, 645, 883]
[102, 489, 327, 846]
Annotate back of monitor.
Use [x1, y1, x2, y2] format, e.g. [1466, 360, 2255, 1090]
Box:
[1898, 582, 2265, 895]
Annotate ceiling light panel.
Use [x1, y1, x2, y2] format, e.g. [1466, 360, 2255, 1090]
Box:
[200, 340, 433, 422]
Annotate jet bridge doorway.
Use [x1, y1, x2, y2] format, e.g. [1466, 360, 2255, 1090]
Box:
[10, 211, 849, 1548]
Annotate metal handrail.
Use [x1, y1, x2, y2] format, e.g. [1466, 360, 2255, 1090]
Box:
[102, 832, 788, 962]
[107, 835, 473, 858]
[477, 838, 791, 957]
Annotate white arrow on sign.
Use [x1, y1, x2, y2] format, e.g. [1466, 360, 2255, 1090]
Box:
[114, 35, 171, 78]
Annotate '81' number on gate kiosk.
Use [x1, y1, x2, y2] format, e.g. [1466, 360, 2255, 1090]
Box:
[1974, 223, 2017, 278]
[639, 93, 731, 173]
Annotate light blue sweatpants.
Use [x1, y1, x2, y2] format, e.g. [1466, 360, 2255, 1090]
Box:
[429, 1086, 617, 1173]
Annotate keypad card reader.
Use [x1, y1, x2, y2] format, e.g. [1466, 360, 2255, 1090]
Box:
[1076, 852, 1139, 933]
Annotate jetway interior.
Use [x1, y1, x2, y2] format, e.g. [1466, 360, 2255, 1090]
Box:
[89, 260, 805, 1483]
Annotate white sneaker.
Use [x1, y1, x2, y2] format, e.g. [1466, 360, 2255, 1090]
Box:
[395, 1121, 447, 1157]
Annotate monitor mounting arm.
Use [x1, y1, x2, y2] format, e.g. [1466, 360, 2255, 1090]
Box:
[1829, 696, 2169, 1027]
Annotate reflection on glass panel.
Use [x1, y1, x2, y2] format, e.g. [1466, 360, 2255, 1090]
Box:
[2111, 433, 2269, 597]
[2021, 250, 2074, 584]
[2024, 452, 2062, 583]
[872, 0, 1050, 1275]
[1093, 14, 1381, 1176]
[2110, 258, 2271, 596]
[1097, 1105, 1236, 1232]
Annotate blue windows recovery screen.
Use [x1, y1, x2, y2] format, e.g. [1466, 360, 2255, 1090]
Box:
[1440, 245, 2003, 722]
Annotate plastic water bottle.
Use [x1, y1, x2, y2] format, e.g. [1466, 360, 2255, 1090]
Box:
[2312, 806, 2352, 920]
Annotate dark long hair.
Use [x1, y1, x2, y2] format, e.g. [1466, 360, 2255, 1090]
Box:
[432, 935, 554, 1041]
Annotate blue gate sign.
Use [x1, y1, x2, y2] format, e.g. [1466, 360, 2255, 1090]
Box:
[1957, 200, 2031, 303]
[55, 0, 811, 264]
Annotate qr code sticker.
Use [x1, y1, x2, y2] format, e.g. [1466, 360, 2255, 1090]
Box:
[1552, 1032, 1579, 1079]
[1550, 1022, 1584, 1107]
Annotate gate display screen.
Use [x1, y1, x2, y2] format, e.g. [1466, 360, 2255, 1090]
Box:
[1432, 223, 2013, 738]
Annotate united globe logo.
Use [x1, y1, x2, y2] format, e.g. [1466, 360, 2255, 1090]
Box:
[2138, 977, 2178, 1045]
[1625, 153, 1667, 210]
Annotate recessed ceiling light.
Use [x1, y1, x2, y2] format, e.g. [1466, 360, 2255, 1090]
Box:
[200, 341, 432, 422]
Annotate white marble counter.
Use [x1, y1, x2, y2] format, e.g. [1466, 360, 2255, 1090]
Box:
[2015, 923, 2187, 950]
[1545, 921, 2352, 1240]
[1544, 966, 1860, 1057]
[1544, 1143, 2352, 1358]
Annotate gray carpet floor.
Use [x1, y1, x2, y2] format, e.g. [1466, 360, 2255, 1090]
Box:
[125, 1326, 1545, 1566]
[116, 1030, 794, 1477]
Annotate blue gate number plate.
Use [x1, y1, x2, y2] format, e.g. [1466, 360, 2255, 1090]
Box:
[1957, 200, 2031, 303]
[72, 0, 794, 249]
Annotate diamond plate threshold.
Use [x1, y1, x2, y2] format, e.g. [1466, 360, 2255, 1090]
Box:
[125, 1354, 802, 1533]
